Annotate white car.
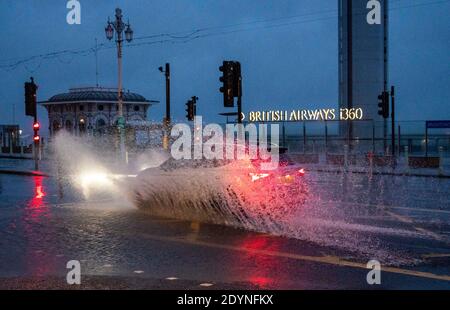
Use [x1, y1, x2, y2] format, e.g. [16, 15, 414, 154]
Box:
[133, 155, 308, 228]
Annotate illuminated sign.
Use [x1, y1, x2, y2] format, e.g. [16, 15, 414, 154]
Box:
[246, 108, 364, 122]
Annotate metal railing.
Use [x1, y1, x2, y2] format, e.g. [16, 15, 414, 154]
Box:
[240, 120, 450, 157]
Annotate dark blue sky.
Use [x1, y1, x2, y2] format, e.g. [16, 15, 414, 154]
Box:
[0, 0, 449, 135]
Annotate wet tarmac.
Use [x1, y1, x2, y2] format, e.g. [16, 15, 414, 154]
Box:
[0, 171, 449, 289]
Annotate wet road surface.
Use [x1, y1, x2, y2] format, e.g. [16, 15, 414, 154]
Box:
[0, 172, 449, 289]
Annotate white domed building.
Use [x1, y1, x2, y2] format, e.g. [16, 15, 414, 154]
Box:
[40, 87, 158, 136]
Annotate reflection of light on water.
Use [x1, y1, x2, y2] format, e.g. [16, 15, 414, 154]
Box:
[249, 276, 272, 287]
[24, 176, 56, 277]
[236, 235, 283, 289]
[29, 176, 46, 210]
[35, 185, 45, 199]
[27, 176, 50, 222]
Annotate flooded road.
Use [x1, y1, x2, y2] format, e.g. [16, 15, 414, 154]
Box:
[0, 171, 449, 289]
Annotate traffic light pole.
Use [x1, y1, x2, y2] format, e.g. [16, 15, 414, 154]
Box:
[34, 114, 39, 171]
[26, 77, 39, 171]
[165, 63, 171, 124]
[391, 86, 396, 166]
[163, 63, 171, 150]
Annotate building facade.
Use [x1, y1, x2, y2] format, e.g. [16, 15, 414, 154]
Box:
[0, 125, 21, 149]
[40, 87, 156, 136]
[338, 0, 388, 139]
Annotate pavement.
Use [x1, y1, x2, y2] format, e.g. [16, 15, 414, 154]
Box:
[0, 158, 51, 176]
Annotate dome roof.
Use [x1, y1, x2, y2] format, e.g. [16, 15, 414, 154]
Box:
[44, 87, 150, 104]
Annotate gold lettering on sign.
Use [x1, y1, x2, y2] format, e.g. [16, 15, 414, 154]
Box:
[289, 110, 298, 121]
[245, 107, 363, 122]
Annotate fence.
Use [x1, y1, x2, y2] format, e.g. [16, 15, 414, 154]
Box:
[3, 120, 448, 162]
[237, 120, 450, 157]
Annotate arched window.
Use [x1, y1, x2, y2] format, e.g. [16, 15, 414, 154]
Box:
[96, 118, 106, 128]
[96, 118, 107, 135]
[52, 120, 61, 135]
[65, 120, 73, 133]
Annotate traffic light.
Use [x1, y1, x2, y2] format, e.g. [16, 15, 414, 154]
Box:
[219, 61, 234, 107]
[25, 79, 38, 117]
[33, 122, 40, 142]
[232, 61, 242, 98]
[191, 96, 198, 118]
[185, 100, 194, 121]
[378, 91, 389, 119]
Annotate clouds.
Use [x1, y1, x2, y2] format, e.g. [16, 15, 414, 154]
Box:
[0, 0, 449, 136]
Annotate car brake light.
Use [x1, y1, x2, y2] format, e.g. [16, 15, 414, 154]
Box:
[298, 168, 305, 176]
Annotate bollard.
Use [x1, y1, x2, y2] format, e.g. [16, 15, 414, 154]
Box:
[438, 146, 444, 175]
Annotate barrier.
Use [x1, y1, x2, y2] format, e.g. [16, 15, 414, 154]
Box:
[408, 156, 440, 169]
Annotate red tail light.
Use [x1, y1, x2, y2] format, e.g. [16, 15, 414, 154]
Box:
[298, 168, 305, 176]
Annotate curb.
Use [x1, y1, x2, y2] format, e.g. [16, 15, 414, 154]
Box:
[0, 170, 49, 177]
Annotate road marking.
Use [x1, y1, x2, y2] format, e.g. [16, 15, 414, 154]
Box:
[332, 202, 450, 243]
[312, 200, 450, 215]
[138, 233, 450, 282]
[391, 206, 450, 215]
[316, 198, 450, 243]
[423, 253, 450, 258]
[384, 210, 447, 243]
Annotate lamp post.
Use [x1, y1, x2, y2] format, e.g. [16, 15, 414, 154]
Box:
[105, 8, 133, 161]
[158, 63, 171, 126]
[158, 63, 171, 150]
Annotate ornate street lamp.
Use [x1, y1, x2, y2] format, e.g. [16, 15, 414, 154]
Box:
[125, 23, 133, 42]
[105, 8, 134, 162]
[105, 22, 114, 40]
